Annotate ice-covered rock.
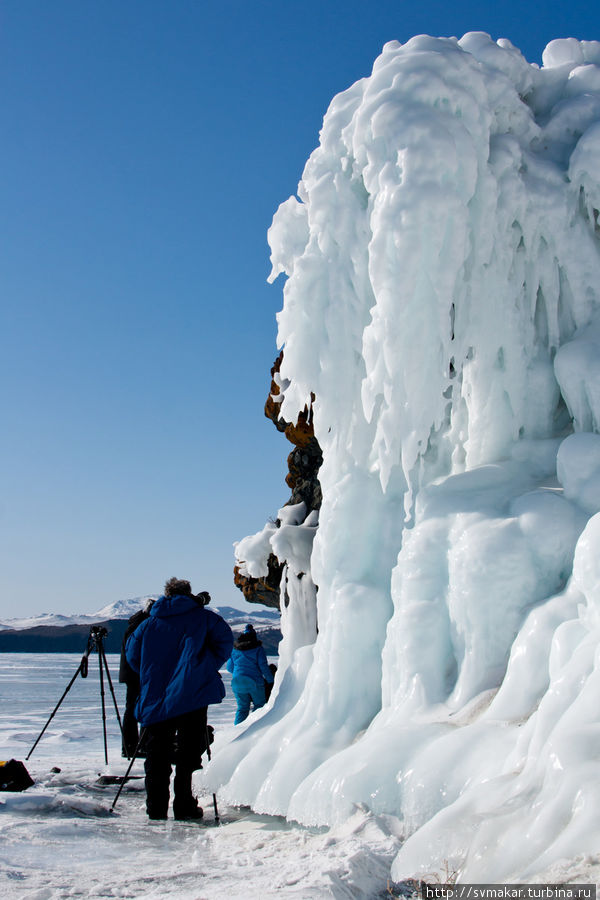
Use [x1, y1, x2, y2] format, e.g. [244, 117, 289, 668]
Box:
[210, 31, 600, 882]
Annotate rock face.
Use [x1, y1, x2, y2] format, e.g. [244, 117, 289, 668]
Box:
[233, 351, 322, 609]
[233, 552, 284, 610]
[265, 351, 323, 513]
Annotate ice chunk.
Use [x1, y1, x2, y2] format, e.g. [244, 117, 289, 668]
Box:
[543, 39, 585, 69]
[557, 433, 600, 513]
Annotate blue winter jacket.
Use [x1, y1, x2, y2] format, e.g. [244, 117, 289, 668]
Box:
[227, 643, 274, 684]
[126, 594, 234, 726]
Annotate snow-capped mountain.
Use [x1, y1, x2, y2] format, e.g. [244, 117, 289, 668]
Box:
[0, 597, 279, 632]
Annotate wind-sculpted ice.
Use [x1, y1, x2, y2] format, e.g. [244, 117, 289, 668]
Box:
[206, 33, 600, 881]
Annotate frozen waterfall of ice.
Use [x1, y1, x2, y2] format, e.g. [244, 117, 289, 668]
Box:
[204, 33, 600, 882]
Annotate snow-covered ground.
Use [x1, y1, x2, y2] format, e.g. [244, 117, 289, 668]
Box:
[0, 654, 402, 899]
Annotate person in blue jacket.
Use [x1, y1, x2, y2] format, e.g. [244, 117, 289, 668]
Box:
[126, 577, 233, 821]
[227, 624, 274, 725]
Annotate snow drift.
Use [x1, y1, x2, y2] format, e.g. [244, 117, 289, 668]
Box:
[205, 33, 600, 882]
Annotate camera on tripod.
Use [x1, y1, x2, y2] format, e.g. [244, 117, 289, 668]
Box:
[27, 623, 123, 766]
[88, 625, 108, 644]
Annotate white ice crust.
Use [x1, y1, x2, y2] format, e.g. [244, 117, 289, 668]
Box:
[210, 32, 600, 882]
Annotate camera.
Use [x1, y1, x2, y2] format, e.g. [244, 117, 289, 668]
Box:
[89, 625, 108, 640]
[195, 591, 211, 606]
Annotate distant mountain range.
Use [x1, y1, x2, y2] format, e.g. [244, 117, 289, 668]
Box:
[0, 597, 281, 655]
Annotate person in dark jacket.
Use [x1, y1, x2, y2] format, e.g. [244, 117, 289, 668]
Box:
[227, 624, 274, 725]
[119, 598, 154, 758]
[126, 577, 233, 821]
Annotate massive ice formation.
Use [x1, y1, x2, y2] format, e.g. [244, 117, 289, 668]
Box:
[206, 33, 600, 881]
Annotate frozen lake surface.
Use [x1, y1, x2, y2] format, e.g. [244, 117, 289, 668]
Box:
[0, 653, 402, 899]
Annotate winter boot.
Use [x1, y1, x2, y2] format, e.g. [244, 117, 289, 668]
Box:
[173, 798, 204, 821]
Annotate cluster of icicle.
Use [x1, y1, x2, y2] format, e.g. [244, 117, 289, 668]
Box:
[207, 33, 600, 882]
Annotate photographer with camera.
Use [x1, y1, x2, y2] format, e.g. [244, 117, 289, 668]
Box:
[126, 577, 233, 821]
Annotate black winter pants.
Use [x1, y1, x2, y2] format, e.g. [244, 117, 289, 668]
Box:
[143, 707, 208, 819]
[121, 680, 141, 758]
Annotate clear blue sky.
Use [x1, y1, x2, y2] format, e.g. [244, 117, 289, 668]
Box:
[2, 0, 598, 618]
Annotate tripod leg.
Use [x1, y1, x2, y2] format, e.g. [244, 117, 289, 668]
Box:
[98, 649, 108, 766]
[26, 657, 85, 760]
[111, 727, 146, 811]
[99, 643, 124, 738]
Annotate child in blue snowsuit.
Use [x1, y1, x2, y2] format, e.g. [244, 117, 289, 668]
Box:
[227, 624, 274, 724]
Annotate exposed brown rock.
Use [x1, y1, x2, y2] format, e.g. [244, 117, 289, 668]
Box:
[233, 553, 284, 610]
[264, 350, 287, 433]
[234, 352, 323, 610]
[265, 351, 323, 512]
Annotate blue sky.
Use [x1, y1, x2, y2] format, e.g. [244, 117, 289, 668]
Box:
[2, 0, 598, 619]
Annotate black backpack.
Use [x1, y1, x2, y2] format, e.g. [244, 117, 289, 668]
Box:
[0, 759, 34, 792]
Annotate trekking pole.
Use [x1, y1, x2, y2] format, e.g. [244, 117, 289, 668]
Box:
[205, 722, 219, 825]
[111, 726, 147, 811]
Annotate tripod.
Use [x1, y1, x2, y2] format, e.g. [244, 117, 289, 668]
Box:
[27, 625, 124, 766]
